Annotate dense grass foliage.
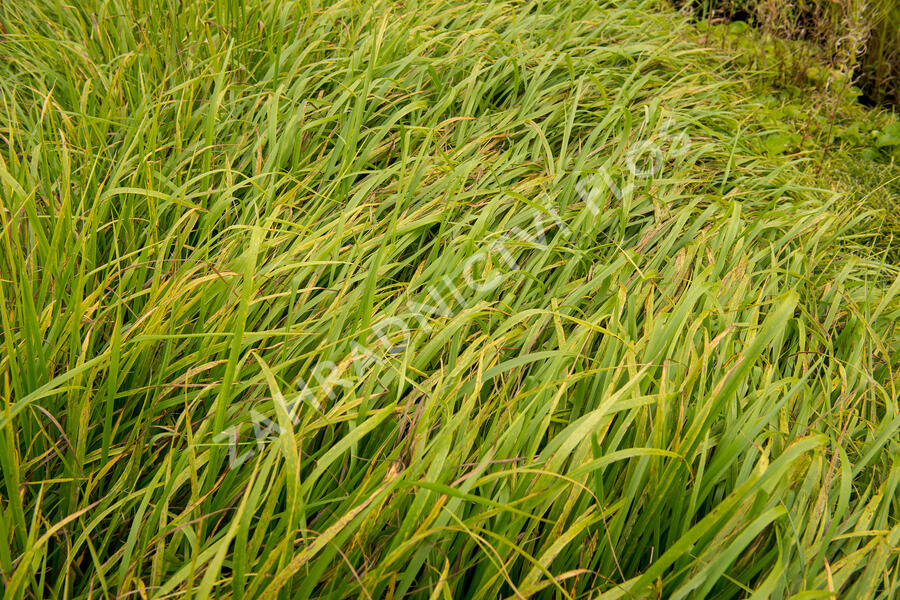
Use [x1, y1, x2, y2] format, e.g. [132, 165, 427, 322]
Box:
[1, 0, 899, 598]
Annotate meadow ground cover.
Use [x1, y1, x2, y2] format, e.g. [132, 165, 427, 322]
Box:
[1, 0, 899, 598]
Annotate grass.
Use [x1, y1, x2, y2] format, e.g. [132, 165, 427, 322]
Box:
[0, 0, 899, 598]
[687, 16, 900, 262]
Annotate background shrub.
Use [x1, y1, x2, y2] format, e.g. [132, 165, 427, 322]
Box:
[688, 0, 899, 108]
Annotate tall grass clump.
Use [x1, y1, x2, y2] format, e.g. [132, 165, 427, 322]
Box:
[1, 0, 899, 598]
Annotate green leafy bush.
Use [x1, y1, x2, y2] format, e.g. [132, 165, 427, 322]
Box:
[859, 0, 900, 108]
[689, 0, 899, 108]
